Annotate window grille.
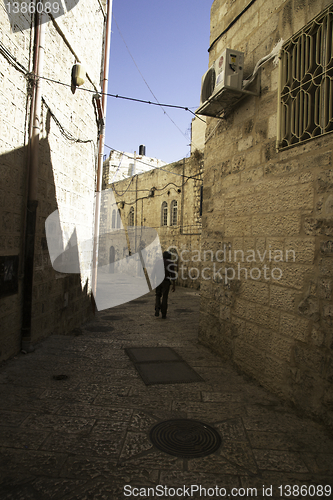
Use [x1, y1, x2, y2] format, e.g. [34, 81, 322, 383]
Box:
[170, 200, 178, 226]
[278, 6, 333, 149]
[161, 202, 168, 226]
[128, 207, 134, 226]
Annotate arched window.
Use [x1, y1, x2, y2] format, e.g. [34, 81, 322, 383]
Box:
[161, 201, 168, 226]
[128, 207, 134, 226]
[170, 200, 178, 226]
[111, 210, 116, 229]
[116, 210, 121, 228]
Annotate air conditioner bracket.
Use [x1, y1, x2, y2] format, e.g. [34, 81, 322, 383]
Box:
[196, 70, 260, 119]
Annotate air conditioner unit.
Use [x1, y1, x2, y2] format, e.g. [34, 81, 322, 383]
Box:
[200, 48, 244, 105]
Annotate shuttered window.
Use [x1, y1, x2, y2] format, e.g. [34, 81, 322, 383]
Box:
[170, 200, 178, 226]
[161, 202, 168, 226]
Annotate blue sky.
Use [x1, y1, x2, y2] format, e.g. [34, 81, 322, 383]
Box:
[104, 0, 211, 164]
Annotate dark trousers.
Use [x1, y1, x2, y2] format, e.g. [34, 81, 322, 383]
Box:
[155, 279, 171, 317]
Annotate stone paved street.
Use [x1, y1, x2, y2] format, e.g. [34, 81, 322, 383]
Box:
[0, 287, 332, 499]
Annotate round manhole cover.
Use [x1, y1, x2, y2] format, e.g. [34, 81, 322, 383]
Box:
[149, 419, 222, 458]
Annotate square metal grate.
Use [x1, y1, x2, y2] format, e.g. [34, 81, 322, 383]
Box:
[125, 347, 204, 385]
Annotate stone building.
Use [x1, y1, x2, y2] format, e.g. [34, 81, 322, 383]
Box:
[0, 1, 108, 360]
[198, 0, 333, 429]
[103, 154, 204, 288]
[103, 147, 167, 184]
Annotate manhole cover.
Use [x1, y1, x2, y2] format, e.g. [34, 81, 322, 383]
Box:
[149, 419, 222, 458]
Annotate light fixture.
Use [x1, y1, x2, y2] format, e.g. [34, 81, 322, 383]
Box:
[72, 63, 86, 87]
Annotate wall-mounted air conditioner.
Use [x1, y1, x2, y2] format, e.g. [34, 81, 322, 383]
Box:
[200, 48, 244, 105]
[195, 48, 262, 118]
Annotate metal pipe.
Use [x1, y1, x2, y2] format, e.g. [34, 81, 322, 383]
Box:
[92, 0, 113, 308]
[30, 11, 46, 201]
[21, 10, 46, 351]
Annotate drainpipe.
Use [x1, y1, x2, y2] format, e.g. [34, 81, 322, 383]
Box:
[92, 0, 113, 309]
[21, 11, 46, 352]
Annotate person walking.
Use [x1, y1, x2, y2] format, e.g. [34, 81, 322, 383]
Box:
[154, 251, 176, 319]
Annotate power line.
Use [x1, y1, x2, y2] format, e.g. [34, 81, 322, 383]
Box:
[104, 145, 203, 181]
[37, 74, 201, 117]
[42, 97, 93, 143]
[112, 14, 205, 146]
[113, 179, 192, 205]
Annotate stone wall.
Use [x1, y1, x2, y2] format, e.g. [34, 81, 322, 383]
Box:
[199, 0, 333, 430]
[104, 155, 204, 288]
[0, 2, 106, 360]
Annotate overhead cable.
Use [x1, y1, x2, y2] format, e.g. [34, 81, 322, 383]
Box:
[0, 40, 29, 74]
[42, 97, 93, 143]
[113, 13, 206, 145]
[37, 74, 200, 118]
[208, 0, 257, 52]
[104, 144, 203, 181]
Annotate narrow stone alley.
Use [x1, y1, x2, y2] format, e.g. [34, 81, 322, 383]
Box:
[0, 288, 332, 499]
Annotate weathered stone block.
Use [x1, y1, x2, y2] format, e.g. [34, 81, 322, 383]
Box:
[293, 344, 328, 377]
[320, 240, 333, 255]
[318, 279, 332, 300]
[280, 312, 310, 342]
[233, 298, 256, 321]
[270, 333, 294, 362]
[240, 280, 269, 304]
[303, 218, 333, 237]
[256, 304, 280, 329]
[270, 285, 297, 311]
[253, 213, 301, 236]
[317, 170, 333, 192]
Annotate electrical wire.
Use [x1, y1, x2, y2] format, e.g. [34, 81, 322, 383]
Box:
[42, 97, 93, 143]
[208, 0, 257, 52]
[115, 180, 192, 205]
[0, 40, 202, 123]
[37, 74, 199, 117]
[111, 176, 192, 197]
[104, 144, 203, 181]
[0, 41, 29, 75]
[111, 175, 135, 196]
[113, 13, 206, 145]
[1, 39, 205, 167]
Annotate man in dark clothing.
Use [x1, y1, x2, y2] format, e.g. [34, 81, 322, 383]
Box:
[154, 251, 176, 319]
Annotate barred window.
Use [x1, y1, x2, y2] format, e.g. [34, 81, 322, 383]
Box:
[170, 200, 178, 226]
[161, 202, 168, 226]
[128, 207, 134, 226]
[278, 6, 333, 149]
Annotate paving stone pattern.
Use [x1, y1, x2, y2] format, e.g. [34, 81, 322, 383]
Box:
[0, 288, 332, 499]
